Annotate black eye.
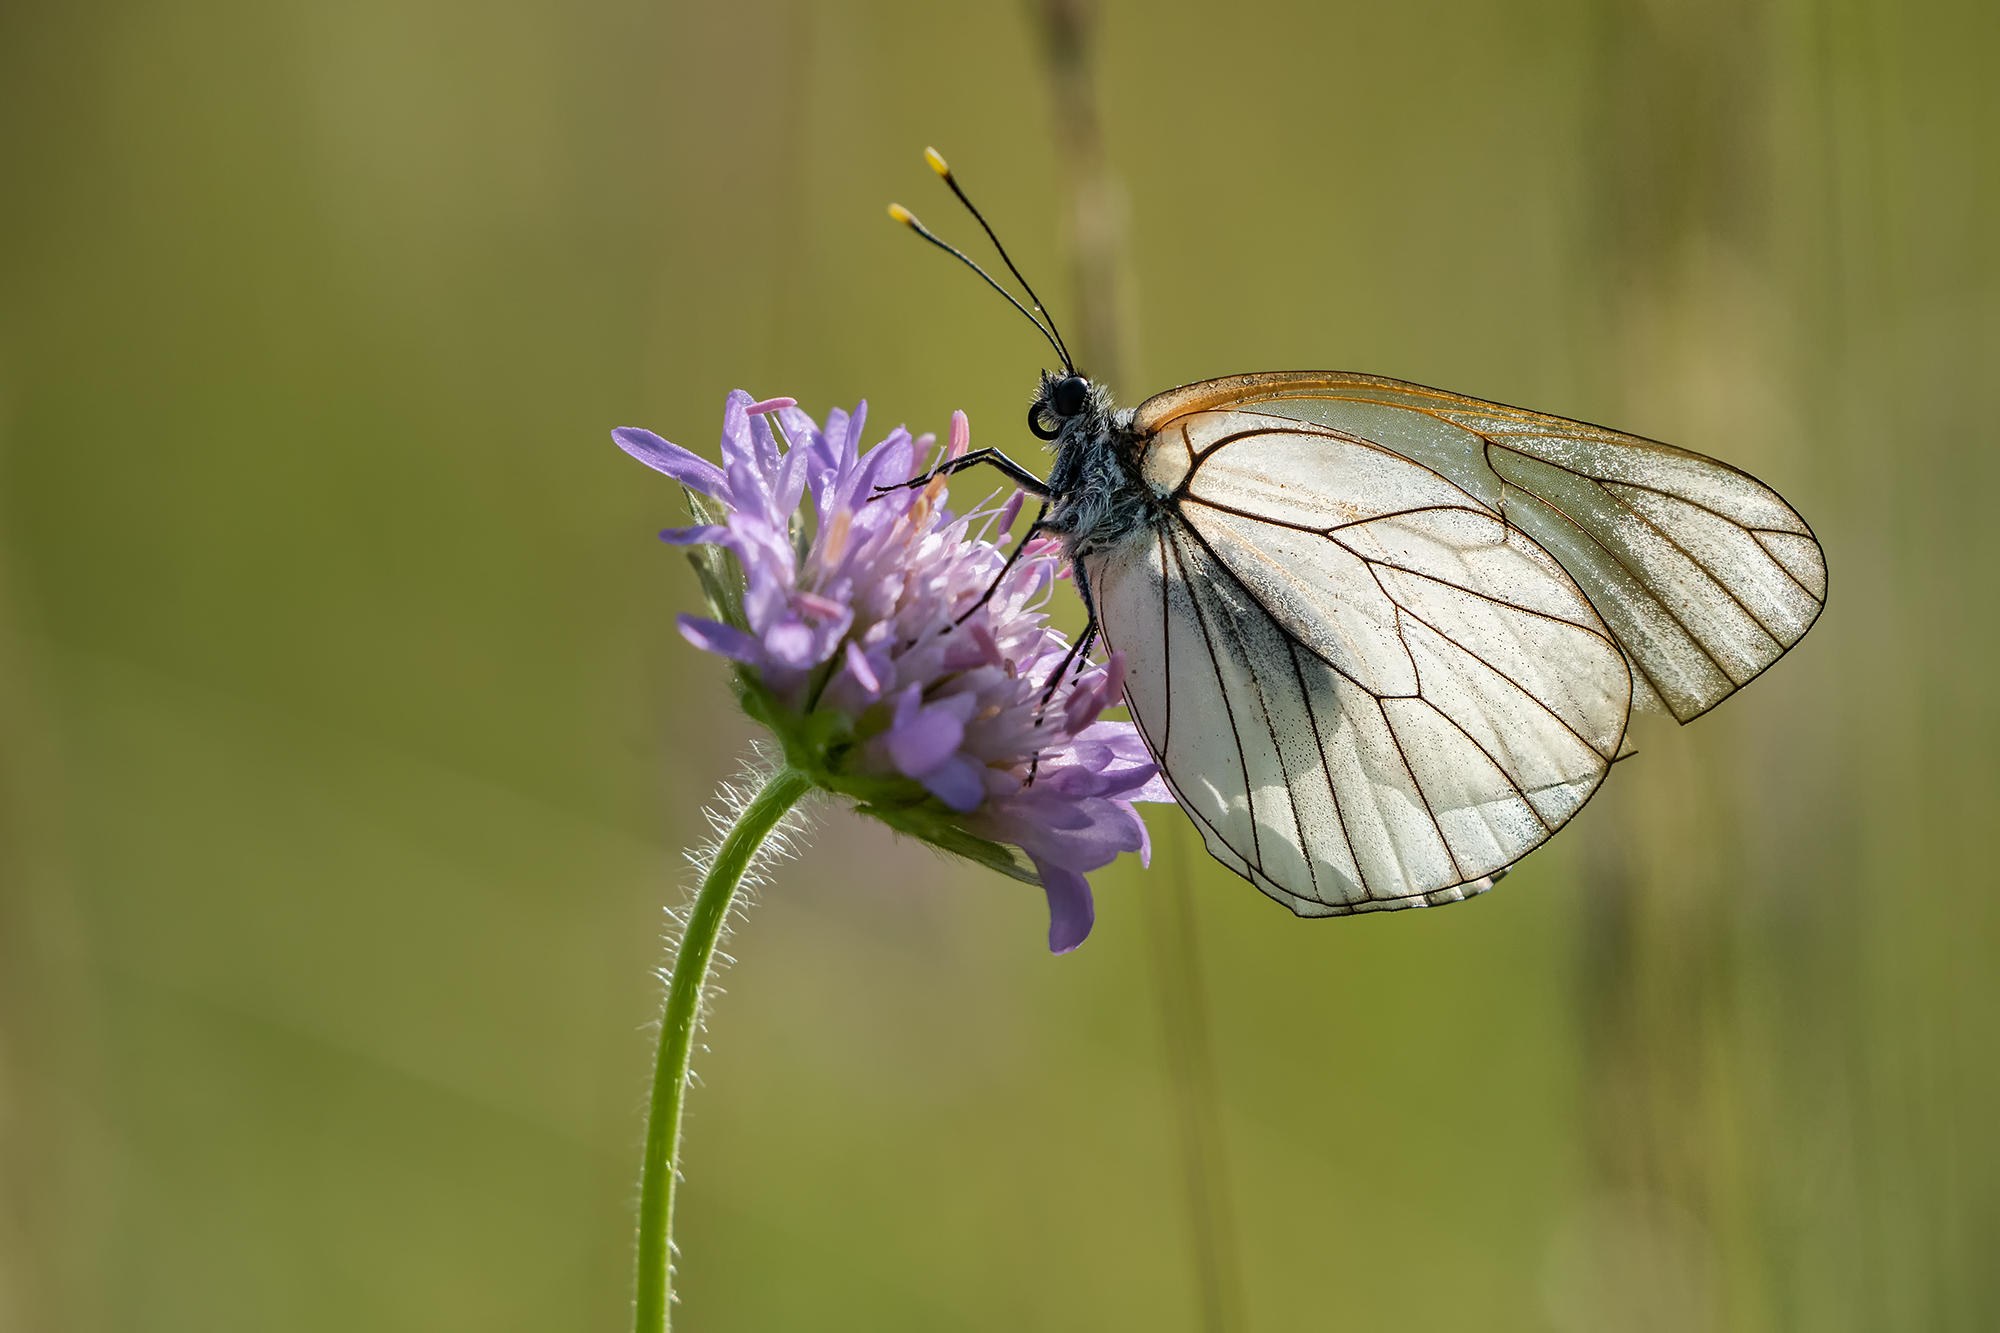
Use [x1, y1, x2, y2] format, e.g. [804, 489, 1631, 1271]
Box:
[1052, 375, 1089, 417]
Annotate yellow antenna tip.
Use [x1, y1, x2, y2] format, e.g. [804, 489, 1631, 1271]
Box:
[888, 203, 916, 226]
[924, 147, 951, 178]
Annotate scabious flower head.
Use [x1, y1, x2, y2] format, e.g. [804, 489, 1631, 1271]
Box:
[615, 390, 1172, 952]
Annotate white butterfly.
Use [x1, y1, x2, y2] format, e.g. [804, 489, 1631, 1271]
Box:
[1076, 370, 1824, 915]
[893, 161, 1826, 917]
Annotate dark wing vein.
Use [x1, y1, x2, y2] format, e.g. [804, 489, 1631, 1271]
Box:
[1163, 521, 1265, 873]
[1173, 516, 1408, 697]
[1182, 422, 1340, 463]
[1283, 636, 1364, 903]
[1599, 481, 1826, 605]
[1490, 442, 1789, 651]
[1498, 478, 1729, 688]
[1182, 495, 1493, 540]
[1329, 529, 1624, 650]
[1156, 524, 1173, 756]
[1385, 595, 1625, 766]
[1392, 609, 1558, 836]
[1188, 524, 1322, 897]
[1359, 558, 1467, 882]
[1171, 502, 1595, 903]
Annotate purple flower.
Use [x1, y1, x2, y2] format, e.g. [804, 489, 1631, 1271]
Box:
[616, 390, 1173, 952]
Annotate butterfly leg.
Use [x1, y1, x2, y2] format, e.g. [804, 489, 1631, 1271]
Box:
[1036, 559, 1101, 707]
[1025, 560, 1104, 785]
[873, 448, 1053, 497]
[1024, 624, 1098, 787]
[1035, 622, 1100, 709]
[954, 502, 1049, 626]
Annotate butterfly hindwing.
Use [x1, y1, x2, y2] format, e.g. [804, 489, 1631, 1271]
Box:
[1090, 411, 1631, 915]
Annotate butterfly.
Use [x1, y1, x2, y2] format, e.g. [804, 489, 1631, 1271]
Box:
[891, 151, 1825, 917]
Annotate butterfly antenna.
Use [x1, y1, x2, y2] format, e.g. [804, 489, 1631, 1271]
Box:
[923, 147, 1076, 375]
[888, 202, 1071, 370]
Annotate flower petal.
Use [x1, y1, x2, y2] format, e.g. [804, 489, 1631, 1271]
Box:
[774, 431, 812, 520]
[846, 426, 915, 510]
[718, 390, 756, 470]
[842, 401, 867, 470]
[968, 622, 1004, 666]
[677, 615, 763, 665]
[1098, 651, 1127, 708]
[973, 790, 1146, 870]
[778, 405, 838, 511]
[747, 398, 782, 472]
[764, 619, 818, 668]
[613, 428, 731, 502]
[1063, 685, 1102, 736]
[888, 702, 966, 778]
[741, 563, 791, 635]
[1033, 859, 1095, 954]
[658, 524, 733, 547]
[919, 754, 987, 812]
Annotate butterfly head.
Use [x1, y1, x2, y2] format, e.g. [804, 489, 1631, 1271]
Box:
[1027, 369, 1113, 445]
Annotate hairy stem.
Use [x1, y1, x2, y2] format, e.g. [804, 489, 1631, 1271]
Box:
[634, 765, 811, 1333]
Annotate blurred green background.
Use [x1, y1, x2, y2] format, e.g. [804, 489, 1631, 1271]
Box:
[1, 0, 1994, 1329]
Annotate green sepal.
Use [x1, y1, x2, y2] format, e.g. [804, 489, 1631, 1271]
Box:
[739, 678, 853, 784]
[789, 506, 812, 573]
[686, 552, 742, 628]
[680, 488, 749, 631]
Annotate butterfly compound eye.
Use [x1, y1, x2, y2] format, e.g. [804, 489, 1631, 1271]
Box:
[1052, 375, 1089, 417]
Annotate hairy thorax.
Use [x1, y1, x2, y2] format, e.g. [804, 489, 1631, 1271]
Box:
[1042, 401, 1155, 560]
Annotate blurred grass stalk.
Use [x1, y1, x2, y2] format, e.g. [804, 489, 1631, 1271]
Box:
[1571, 0, 1996, 1329]
[1033, 4, 1246, 1330]
[1572, 0, 1779, 1327]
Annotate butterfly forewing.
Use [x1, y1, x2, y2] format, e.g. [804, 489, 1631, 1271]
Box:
[1132, 373, 1827, 724]
[1090, 407, 1633, 915]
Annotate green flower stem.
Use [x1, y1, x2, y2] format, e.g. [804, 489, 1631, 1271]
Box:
[635, 765, 812, 1333]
